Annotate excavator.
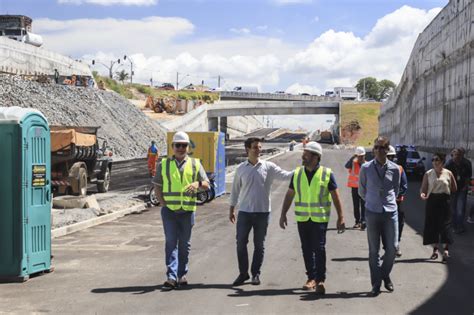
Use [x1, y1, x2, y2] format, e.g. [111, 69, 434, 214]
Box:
[144, 95, 177, 113]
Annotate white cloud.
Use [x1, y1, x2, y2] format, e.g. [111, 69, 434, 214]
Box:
[36, 5, 441, 99]
[256, 25, 269, 31]
[285, 83, 321, 95]
[230, 28, 251, 35]
[285, 5, 441, 87]
[36, 16, 194, 55]
[58, 0, 157, 5]
[311, 16, 320, 23]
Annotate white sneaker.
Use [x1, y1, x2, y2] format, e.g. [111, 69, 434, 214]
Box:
[467, 217, 474, 224]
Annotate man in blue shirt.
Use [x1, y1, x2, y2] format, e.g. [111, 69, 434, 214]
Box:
[359, 136, 401, 297]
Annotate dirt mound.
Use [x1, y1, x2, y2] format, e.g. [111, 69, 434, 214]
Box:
[0, 74, 166, 159]
[341, 120, 362, 144]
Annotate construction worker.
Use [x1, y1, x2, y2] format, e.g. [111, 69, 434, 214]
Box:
[345, 146, 367, 230]
[279, 141, 345, 295]
[152, 131, 210, 290]
[386, 145, 408, 257]
[147, 140, 159, 177]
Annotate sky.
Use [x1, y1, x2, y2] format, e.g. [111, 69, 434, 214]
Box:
[1, 0, 447, 130]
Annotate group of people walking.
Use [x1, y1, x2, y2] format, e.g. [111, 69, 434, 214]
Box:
[151, 132, 472, 297]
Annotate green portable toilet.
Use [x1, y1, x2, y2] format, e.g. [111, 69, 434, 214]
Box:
[0, 106, 53, 282]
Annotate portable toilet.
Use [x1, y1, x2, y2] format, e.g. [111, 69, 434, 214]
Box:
[0, 106, 53, 282]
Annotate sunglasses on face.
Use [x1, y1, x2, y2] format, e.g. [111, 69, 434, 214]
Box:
[373, 145, 388, 150]
[174, 143, 188, 148]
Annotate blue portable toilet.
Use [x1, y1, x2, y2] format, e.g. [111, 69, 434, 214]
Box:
[0, 107, 53, 282]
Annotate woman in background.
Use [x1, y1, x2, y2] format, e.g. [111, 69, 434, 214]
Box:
[420, 152, 457, 263]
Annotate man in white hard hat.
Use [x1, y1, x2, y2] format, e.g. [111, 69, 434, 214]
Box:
[386, 145, 408, 257]
[279, 141, 345, 295]
[152, 131, 210, 290]
[345, 146, 367, 230]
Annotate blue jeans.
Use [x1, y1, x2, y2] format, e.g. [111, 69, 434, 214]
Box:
[451, 189, 468, 229]
[236, 211, 270, 277]
[161, 207, 195, 281]
[297, 221, 328, 282]
[366, 210, 398, 289]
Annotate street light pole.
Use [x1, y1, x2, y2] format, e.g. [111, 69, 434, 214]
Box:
[123, 55, 134, 84]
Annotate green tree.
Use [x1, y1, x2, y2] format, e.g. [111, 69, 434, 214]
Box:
[115, 70, 129, 84]
[355, 77, 379, 100]
[378, 79, 396, 100]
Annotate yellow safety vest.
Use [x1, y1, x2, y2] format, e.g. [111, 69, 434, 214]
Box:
[293, 166, 332, 223]
[161, 157, 200, 212]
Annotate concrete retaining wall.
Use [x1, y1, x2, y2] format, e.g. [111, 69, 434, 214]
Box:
[380, 0, 473, 159]
[0, 37, 91, 76]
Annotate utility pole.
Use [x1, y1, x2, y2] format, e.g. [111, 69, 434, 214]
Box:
[363, 79, 366, 100]
[218, 75, 221, 88]
[176, 72, 179, 90]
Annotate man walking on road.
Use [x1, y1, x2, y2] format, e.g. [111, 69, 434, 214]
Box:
[445, 147, 472, 234]
[345, 146, 367, 230]
[229, 137, 293, 286]
[147, 140, 159, 177]
[359, 136, 401, 297]
[387, 145, 408, 257]
[279, 142, 345, 295]
[153, 131, 209, 290]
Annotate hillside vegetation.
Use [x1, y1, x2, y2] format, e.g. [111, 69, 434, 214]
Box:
[93, 73, 219, 103]
[340, 102, 381, 147]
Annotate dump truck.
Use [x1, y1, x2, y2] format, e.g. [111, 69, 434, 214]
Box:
[50, 126, 113, 196]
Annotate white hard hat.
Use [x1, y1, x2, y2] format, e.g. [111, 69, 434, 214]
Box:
[355, 146, 366, 156]
[172, 131, 190, 144]
[387, 145, 396, 156]
[304, 141, 323, 156]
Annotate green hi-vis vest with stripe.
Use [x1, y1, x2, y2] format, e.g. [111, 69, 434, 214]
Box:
[162, 157, 200, 212]
[293, 166, 332, 223]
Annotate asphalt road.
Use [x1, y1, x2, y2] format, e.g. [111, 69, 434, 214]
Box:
[1, 149, 473, 314]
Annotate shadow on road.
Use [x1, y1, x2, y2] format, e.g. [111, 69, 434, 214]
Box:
[91, 285, 160, 295]
[403, 178, 474, 315]
[299, 291, 372, 301]
[228, 287, 301, 297]
[331, 257, 368, 262]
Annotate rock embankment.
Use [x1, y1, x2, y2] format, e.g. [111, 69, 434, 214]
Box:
[0, 75, 166, 159]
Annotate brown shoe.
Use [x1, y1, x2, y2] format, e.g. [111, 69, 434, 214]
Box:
[315, 282, 326, 295]
[303, 279, 316, 290]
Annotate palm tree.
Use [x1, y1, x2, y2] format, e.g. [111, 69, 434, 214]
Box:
[115, 70, 129, 84]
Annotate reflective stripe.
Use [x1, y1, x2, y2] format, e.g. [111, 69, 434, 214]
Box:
[295, 202, 332, 207]
[166, 158, 172, 193]
[319, 167, 327, 202]
[296, 167, 303, 204]
[162, 192, 181, 196]
[294, 211, 329, 218]
[191, 158, 197, 181]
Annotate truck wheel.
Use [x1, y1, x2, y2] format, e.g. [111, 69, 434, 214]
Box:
[148, 186, 160, 206]
[97, 167, 111, 193]
[196, 190, 209, 205]
[77, 168, 87, 196]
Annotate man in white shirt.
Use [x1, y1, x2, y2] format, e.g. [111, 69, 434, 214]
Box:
[229, 137, 293, 286]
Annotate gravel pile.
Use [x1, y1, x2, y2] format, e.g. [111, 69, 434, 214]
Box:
[0, 74, 166, 159]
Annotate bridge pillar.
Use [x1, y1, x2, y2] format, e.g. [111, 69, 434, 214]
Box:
[208, 117, 218, 131]
[219, 117, 227, 135]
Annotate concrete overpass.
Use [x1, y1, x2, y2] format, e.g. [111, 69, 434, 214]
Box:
[207, 100, 341, 137]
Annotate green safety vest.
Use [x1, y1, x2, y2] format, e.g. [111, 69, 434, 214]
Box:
[162, 157, 200, 212]
[293, 166, 332, 223]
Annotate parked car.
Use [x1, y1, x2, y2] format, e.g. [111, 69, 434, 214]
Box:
[396, 145, 425, 178]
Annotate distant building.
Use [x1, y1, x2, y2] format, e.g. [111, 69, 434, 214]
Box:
[334, 87, 359, 100]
